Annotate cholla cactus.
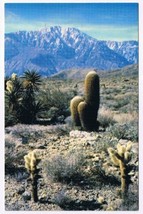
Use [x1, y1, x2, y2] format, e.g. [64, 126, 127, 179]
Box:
[24, 151, 39, 202]
[108, 141, 133, 193]
[6, 80, 14, 93]
[11, 73, 17, 80]
[6, 73, 17, 93]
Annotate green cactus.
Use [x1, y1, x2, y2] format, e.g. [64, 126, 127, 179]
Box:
[24, 150, 39, 202]
[70, 96, 84, 127]
[78, 71, 100, 131]
[108, 142, 133, 194]
[84, 71, 100, 109]
[70, 70, 100, 131]
[78, 101, 99, 131]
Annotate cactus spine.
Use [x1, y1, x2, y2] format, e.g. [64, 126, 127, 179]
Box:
[24, 151, 39, 202]
[70, 70, 100, 131]
[108, 142, 133, 194]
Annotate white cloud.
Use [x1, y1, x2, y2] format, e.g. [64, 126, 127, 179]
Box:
[5, 10, 21, 23]
[5, 11, 138, 41]
[78, 25, 138, 41]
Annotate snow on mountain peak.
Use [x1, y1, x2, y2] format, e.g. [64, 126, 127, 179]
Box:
[5, 26, 138, 76]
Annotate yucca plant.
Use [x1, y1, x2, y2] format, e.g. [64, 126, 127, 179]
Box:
[5, 70, 44, 125]
[19, 70, 44, 124]
[22, 70, 42, 91]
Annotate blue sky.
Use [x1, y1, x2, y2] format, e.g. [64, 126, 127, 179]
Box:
[5, 3, 138, 41]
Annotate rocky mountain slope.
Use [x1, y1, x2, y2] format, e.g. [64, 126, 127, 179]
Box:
[52, 64, 138, 80]
[5, 26, 138, 76]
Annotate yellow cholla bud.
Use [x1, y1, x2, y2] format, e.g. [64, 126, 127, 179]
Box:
[126, 141, 132, 152]
[97, 196, 104, 204]
[31, 158, 36, 167]
[107, 148, 115, 155]
[106, 206, 114, 211]
[24, 151, 37, 172]
[31, 151, 37, 159]
[108, 148, 119, 166]
[6, 80, 13, 93]
[124, 151, 132, 163]
[28, 151, 33, 158]
[117, 144, 125, 156]
[117, 143, 121, 152]
[24, 155, 30, 163]
[11, 73, 17, 80]
[24, 155, 31, 170]
[110, 155, 120, 166]
[25, 162, 30, 171]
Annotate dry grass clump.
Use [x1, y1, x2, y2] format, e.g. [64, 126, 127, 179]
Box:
[113, 112, 138, 124]
[108, 111, 138, 142]
[5, 135, 27, 174]
[98, 107, 116, 129]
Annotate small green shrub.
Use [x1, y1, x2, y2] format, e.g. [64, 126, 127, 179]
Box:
[107, 122, 138, 141]
[125, 121, 138, 142]
[112, 98, 129, 110]
[38, 87, 74, 123]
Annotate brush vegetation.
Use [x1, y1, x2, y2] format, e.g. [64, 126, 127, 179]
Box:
[5, 64, 138, 211]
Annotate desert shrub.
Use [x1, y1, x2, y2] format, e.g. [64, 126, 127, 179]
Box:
[93, 136, 118, 153]
[89, 162, 120, 188]
[98, 107, 116, 129]
[125, 121, 138, 142]
[38, 87, 74, 123]
[107, 124, 126, 139]
[112, 98, 129, 110]
[104, 87, 121, 95]
[53, 189, 72, 208]
[5, 136, 27, 174]
[107, 122, 138, 141]
[43, 150, 85, 183]
[5, 137, 16, 172]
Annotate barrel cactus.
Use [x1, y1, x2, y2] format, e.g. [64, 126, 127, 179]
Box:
[70, 70, 100, 131]
[70, 96, 84, 127]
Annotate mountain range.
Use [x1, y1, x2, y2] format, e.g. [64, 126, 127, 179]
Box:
[5, 26, 138, 76]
